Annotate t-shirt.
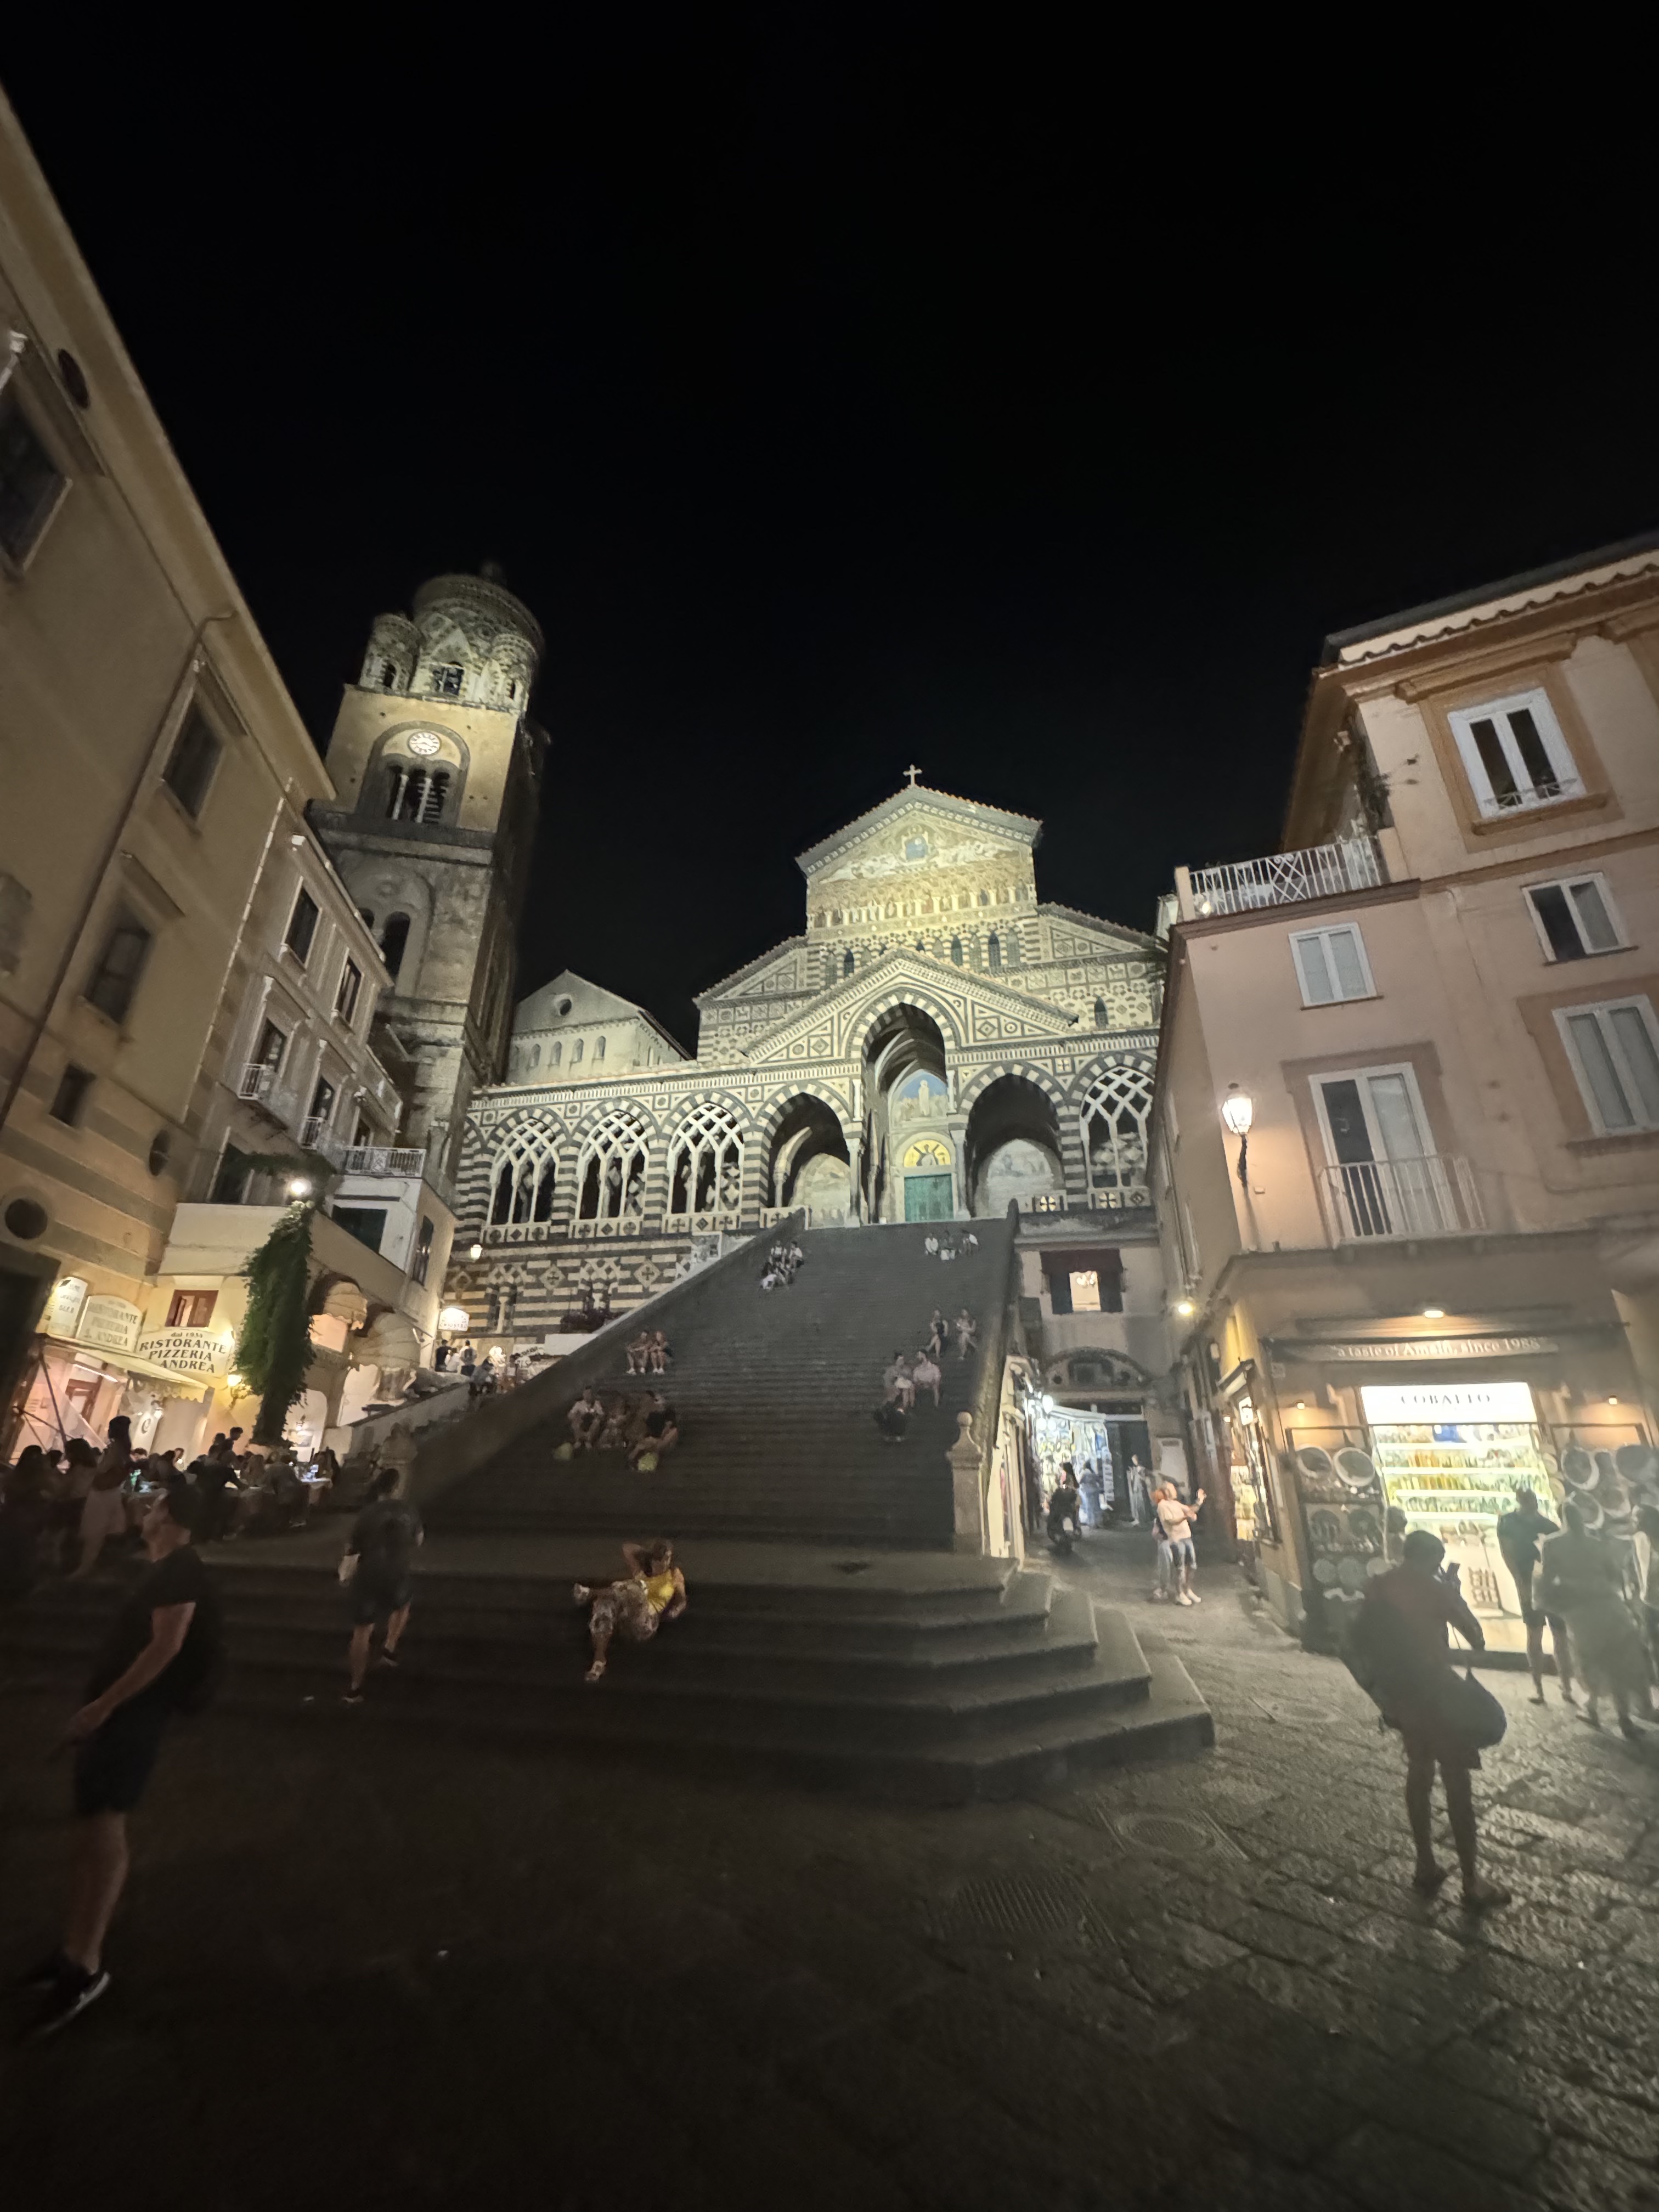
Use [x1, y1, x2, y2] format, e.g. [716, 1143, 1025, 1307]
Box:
[1496, 1505, 1558, 1579]
[351, 1499, 422, 1583]
[644, 1404, 676, 1439]
[85, 1545, 217, 1706]
[1155, 1497, 1194, 1543]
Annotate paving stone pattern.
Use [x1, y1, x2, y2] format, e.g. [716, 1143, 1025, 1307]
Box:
[2, 1532, 1657, 2210]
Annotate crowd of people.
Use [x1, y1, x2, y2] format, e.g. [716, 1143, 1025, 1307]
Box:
[921, 1231, 979, 1264]
[873, 1308, 978, 1443]
[563, 1385, 680, 1468]
[759, 1240, 805, 1291]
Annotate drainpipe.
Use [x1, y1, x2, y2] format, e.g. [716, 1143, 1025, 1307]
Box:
[0, 606, 237, 1138]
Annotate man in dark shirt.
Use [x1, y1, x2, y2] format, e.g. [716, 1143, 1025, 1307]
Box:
[26, 1482, 218, 2037]
[341, 1467, 423, 1703]
[1496, 1487, 1574, 1707]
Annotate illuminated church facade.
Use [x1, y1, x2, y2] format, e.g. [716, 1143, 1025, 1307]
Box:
[443, 776, 1166, 1344]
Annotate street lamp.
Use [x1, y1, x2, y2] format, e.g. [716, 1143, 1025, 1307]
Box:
[1174, 1298, 1195, 1318]
[287, 1177, 312, 1199]
[1221, 1085, 1253, 1189]
[467, 1243, 483, 1261]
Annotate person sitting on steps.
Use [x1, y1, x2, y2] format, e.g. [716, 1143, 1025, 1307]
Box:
[629, 1392, 680, 1468]
[575, 1539, 686, 1681]
[625, 1331, 651, 1375]
[568, 1388, 604, 1452]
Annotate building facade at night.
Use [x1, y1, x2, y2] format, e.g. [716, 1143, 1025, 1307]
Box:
[1156, 535, 1659, 1648]
[442, 781, 1180, 1472]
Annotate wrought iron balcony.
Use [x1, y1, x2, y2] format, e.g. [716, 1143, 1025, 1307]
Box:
[238, 1062, 278, 1101]
[1319, 1154, 1483, 1243]
[299, 1115, 330, 1150]
[341, 1144, 427, 1177]
[1189, 835, 1383, 918]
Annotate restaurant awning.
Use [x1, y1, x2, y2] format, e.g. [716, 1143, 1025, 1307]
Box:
[41, 1332, 215, 1398]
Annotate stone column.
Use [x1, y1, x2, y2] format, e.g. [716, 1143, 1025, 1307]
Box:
[949, 1410, 984, 1553]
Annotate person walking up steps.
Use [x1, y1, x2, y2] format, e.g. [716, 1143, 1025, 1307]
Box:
[954, 1309, 978, 1361]
[24, 1482, 222, 2038]
[340, 1468, 423, 1705]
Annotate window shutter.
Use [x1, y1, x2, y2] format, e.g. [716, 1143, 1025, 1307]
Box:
[1293, 934, 1335, 1004]
[1328, 928, 1367, 1000]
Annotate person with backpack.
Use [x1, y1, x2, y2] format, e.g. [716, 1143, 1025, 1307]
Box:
[340, 1467, 424, 1704]
[1350, 1529, 1509, 1912]
[24, 1481, 222, 2038]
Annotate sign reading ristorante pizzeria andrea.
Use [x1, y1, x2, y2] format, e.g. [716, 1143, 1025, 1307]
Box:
[134, 1328, 232, 1376]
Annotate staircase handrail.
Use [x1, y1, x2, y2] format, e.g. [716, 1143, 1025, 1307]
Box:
[408, 1212, 804, 1509]
[957, 1203, 1021, 1551]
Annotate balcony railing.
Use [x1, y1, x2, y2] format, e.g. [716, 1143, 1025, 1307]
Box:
[1189, 835, 1383, 918]
[341, 1144, 427, 1177]
[1319, 1154, 1483, 1243]
[238, 1062, 278, 1101]
[300, 1115, 329, 1149]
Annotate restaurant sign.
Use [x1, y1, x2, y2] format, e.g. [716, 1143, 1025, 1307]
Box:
[77, 1295, 142, 1353]
[136, 1327, 232, 1377]
[1287, 1335, 1556, 1364]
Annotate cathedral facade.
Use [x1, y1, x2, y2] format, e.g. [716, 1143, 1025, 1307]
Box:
[441, 778, 1165, 1347]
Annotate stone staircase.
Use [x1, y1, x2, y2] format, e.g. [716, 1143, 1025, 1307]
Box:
[0, 1544, 1212, 1803]
[426, 1220, 1012, 1549]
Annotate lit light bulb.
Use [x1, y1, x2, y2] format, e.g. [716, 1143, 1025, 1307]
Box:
[1423, 1306, 1444, 1319]
[1175, 1299, 1195, 1318]
[469, 1243, 483, 1261]
[287, 1177, 312, 1199]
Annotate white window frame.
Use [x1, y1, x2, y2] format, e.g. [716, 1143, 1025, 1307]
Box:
[1447, 687, 1582, 818]
[1289, 923, 1376, 1007]
[0, 373, 72, 575]
[1310, 1060, 1434, 1167]
[1554, 996, 1659, 1135]
[1523, 872, 1627, 963]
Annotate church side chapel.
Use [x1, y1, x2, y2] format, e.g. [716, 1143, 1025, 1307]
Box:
[444, 774, 1164, 1346]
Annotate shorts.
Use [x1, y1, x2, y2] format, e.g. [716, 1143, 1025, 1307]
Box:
[1166, 1537, 1196, 1568]
[348, 1572, 413, 1627]
[1512, 1566, 1565, 1637]
[73, 1695, 172, 1816]
[79, 1489, 129, 1543]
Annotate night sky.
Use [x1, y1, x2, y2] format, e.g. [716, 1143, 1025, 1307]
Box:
[5, 27, 1653, 1049]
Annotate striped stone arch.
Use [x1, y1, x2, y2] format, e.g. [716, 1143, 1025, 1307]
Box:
[1074, 1053, 1156, 1202]
[956, 1057, 1070, 1117]
[845, 985, 967, 1057]
[569, 1094, 662, 1141]
[752, 1084, 853, 1147]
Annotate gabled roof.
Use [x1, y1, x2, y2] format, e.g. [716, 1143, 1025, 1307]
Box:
[1037, 902, 1165, 956]
[513, 969, 688, 1059]
[733, 941, 1077, 1063]
[693, 935, 810, 1008]
[795, 781, 1042, 877]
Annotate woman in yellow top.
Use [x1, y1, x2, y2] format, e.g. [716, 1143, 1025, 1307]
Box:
[574, 1539, 687, 1683]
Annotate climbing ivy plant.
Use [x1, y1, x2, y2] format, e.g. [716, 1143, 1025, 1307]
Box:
[234, 1193, 318, 1447]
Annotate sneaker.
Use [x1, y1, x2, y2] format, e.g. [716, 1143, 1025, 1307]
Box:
[26, 1966, 110, 2040]
[1176, 1593, 1194, 1607]
[15, 1950, 73, 1993]
[1187, 1590, 1202, 1604]
[376, 1652, 400, 1670]
[341, 1689, 364, 1706]
[572, 1583, 591, 1604]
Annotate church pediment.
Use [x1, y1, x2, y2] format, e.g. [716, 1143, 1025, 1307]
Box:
[733, 947, 1077, 1066]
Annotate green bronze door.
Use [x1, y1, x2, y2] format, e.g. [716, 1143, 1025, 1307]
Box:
[904, 1172, 954, 1221]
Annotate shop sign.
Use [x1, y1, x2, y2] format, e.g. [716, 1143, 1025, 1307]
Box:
[77, 1295, 142, 1353]
[46, 1275, 89, 1336]
[136, 1328, 231, 1378]
[1360, 1381, 1537, 1425]
[1293, 1335, 1556, 1364]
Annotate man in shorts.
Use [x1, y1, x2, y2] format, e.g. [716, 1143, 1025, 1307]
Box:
[25, 1482, 219, 2037]
[341, 1467, 423, 1703]
[1496, 1487, 1575, 1707]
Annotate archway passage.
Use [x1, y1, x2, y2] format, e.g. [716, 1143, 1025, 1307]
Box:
[861, 1004, 950, 1223]
[966, 1074, 1062, 1217]
[768, 1094, 851, 1222]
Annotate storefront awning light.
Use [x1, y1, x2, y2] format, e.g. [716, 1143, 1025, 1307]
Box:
[1422, 1305, 1444, 1318]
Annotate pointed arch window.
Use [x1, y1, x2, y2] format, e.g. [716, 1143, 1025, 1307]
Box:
[1094, 997, 1108, 1026]
[987, 933, 1002, 971]
[488, 1128, 560, 1226]
[843, 950, 855, 978]
[577, 1108, 650, 1220]
[550, 1040, 562, 1066]
[594, 1036, 606, 1062]
[571, 1037, 584, 1063]
[951, 936, 963, 965]
[1081, 1063, 1154, 1205]
[668, 1102, 744, 1216]
[380, 913, 410, 981]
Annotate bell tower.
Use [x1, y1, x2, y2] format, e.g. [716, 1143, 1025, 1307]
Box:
[309, 567, 546, 1195]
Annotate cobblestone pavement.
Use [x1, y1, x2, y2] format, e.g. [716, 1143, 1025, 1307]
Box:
[3, 1533, 1658, 2211]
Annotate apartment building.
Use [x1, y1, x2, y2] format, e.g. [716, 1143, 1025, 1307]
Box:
[1156, 534, 1659, 1647]
[0, 94, 453, 1460]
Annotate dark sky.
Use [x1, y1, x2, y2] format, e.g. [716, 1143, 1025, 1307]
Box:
[5, 26, 1654, 1049]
